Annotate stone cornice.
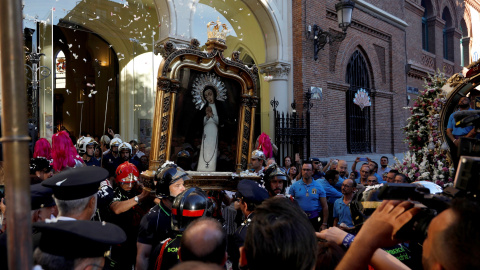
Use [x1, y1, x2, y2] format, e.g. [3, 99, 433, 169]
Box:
[353, 0, 409, 30]
[326, 81, 350, 92]
[372, 89, 394, 99]
[258, 61, 291, 81]
[427, 16, 445, 28]
[406, 61, 432, 80]
[327, 9, 392, 42]
[405, 0, 425, 17]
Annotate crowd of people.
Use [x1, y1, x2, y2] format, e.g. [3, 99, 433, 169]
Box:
[0, 128, 478, 270]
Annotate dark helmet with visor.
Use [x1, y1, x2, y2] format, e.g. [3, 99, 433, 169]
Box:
[155, 163, 191, 198]
[171, 187, 214, 232]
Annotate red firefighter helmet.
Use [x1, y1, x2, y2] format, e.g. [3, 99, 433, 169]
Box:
[115, 162, 139, 184]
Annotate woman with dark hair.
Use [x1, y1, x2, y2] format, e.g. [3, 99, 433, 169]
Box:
[197, 87, 219, 171]
[282, 156, 292, 174]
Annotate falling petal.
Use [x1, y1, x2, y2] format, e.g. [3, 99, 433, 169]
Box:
[88, 93, 92, 98]
[68, 44, 72, 48]
[86, 83, 95, 87]
[59, 39, 64, 43]
[83, 58, 87, 62]
[66, 111, 70, 116]
[108, 78, 113, 82]
[66, 89, 71, 95]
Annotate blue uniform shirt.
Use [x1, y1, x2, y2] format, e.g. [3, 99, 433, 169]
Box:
[333, 196, 354, 227]
[447, 108, 474, 136]
[317, 179, 343, 204]
[334, 175, 347, 191]
[290, 179, 326, 213]
[84, 157, 101, 167]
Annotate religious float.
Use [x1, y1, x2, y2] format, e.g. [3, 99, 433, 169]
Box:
[142, 19, 261, 190]
[393, 59, 480, 187]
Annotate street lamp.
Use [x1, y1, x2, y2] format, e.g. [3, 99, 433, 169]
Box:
[313, 0, 355, 60]
[304, 87, 321, 158]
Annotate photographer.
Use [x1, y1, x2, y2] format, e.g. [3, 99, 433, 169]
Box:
[336, 199, 480, 270]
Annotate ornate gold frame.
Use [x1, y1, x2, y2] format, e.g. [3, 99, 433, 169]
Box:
[148, 38, 259, 173]
[439, 60, 480, 165]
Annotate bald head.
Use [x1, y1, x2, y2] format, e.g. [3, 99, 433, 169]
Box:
[180, 218, 227, 266]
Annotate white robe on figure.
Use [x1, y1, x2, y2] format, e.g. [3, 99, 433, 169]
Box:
[197, 103, 218, 171]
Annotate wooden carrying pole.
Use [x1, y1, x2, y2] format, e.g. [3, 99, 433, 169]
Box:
[0, 0, 33, 269]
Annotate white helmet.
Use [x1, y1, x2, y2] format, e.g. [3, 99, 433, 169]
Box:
[118, 141, 132, 155]
[110, 138, 123, 149]
[77, 136, 97, 156]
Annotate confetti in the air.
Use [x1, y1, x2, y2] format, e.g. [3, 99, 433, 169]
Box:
[88, 89, 97, 98]
[86, 83, 95, 87]
[59, 39, 64, 44]
[73, 53, 78, 59]
[66, 89, 71, 95]
[83, 58, 87, 62]
[66, 111, 70, 116]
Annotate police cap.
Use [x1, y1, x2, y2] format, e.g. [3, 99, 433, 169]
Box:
[31, 183, 55, 210]
[42, 166, 108, 200]
[308, 157, 320, 163]
[34, 220, 126, 258]
[236, 180, 269, 205]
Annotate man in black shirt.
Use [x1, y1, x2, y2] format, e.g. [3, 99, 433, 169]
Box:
[136, 163, 188, 270]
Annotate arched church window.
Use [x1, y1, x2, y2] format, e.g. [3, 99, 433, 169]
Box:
[442, 7, 453, 61]
[55, 50, 66, 89]
[421, 0, 429, 51]
[346, 50, 371, 154]
[460, 19, 469, 66]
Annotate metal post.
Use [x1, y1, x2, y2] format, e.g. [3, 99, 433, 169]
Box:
[0, 0, 33, 269]
[304, 91, 313, 159]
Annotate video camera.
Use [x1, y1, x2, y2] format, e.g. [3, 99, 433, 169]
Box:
[377, 156, 480, 242]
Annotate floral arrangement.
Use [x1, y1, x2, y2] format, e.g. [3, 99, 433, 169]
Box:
[393, 70, 455, 187]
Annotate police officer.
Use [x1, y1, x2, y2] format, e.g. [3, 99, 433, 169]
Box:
[151, 187, 214, 270]
[77, 136, 101, 167]
[309, 157, 325, 180]
[136, 163, 188, 270]
[228, 179, 269, 270]
[42, 166, 109, 221]
[32, 220, 126, 270]
[263, 163, 288, 197]
[0, 183, 58, 269]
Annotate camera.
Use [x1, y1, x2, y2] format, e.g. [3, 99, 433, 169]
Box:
[376, 156, 480, 242]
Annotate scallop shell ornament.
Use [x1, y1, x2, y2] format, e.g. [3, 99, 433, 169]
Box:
[353, 88, 371, 111]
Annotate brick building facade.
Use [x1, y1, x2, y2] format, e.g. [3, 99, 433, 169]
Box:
[292, 0, 469, 158]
